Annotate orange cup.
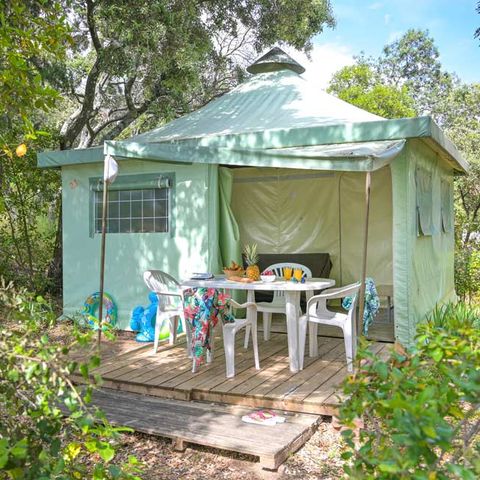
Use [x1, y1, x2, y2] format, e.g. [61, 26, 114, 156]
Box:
[293, 268, 303, 282]
[283, 267, 293, 280]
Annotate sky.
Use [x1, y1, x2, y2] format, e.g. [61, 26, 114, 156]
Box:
[288, 0, 480, 89]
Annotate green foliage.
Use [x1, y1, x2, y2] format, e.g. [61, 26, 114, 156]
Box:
[0, 280, 142, 479]
[0, 128, 61, 292]
[328, 30, 454, 118]
[455, 246, 480, 303]
[0, 0, 71, 124]
[339, 302, 480, 479]
[328, 63, 416, 118]
[378, 29, 453, 115]
[0, 1, 71, 293]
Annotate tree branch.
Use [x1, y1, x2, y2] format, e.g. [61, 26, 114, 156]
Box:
[86, 0, 102, 53]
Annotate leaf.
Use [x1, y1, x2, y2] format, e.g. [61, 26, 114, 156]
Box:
[0, 451, 8, 469]
[11, 438, 28, 459]
[98, 443, 115, 463]
[430, 348, 444, 362]
[421, 425, 437, 439]
[378, 461, 401, 473]
[64, 442, 82, 460]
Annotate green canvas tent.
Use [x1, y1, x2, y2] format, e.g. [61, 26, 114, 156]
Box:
[38, 47, 467, 345]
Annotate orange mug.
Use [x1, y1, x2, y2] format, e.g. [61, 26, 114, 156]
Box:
[283, 267, 293, 280]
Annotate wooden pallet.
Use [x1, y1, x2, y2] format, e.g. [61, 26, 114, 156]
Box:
[90, 388, 320, 470]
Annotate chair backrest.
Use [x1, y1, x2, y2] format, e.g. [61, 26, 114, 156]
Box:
[143, 270, 182, 309]
[331, 282, 362, 301]
[342, 282, 362, 324]
[265, 262, 313, 299]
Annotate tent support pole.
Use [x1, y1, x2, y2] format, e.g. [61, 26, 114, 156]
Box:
[357, 171, 371, 345]
[97, 181, 109, 352]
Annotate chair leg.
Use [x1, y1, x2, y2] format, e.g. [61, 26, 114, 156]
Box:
[223, 325, 236, 378]
[343, 321, 354, 373]
[251, 316, 260, 370]
[308, 322, 318, 357]
[169, 315, 178, 345]
[153, 308, 164, 354]
[244, 324, 250, 349]
[263, 312, 272, 341]
[180, 311, 193, 358]
[206, 324, 215, 364]
[191, 357, 197, 373]
[298, 317, 308, 370]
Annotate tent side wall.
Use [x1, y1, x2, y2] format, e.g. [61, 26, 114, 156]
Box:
[61, 158, 218, 329]
[391, 139, 456, 345]
[230, 167, 393, 288]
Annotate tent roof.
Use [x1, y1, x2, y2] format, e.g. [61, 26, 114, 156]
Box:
[38, 48, 468, 174]
[124, 70, 381, 145]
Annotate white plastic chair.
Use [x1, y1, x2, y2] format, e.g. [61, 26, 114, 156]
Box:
[222, 299, 260, 378]
[252, 263, 313, 343]
[143, 270, 192, 355]
[298, 282, 361, 372]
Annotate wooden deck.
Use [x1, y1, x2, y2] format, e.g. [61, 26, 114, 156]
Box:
[74, 332, 389, 416]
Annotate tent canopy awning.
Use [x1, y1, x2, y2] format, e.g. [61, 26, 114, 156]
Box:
[38, 116, 468, 174]
[102, 138, 406, 172]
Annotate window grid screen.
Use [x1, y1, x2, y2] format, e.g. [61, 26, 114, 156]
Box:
[94, 188, 169, 233]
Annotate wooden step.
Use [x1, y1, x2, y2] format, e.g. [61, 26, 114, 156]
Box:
[90, 388, 320, 470]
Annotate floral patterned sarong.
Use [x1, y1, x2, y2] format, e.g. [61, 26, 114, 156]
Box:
[183, 288, 235, 369]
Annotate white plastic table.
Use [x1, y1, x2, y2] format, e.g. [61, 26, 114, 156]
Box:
[180, 276, 335, 373]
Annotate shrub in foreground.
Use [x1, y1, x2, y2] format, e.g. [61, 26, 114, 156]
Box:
[0, 280, 142, 479]
[340, 302, 480, 479]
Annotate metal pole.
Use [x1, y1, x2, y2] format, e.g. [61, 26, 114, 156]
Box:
[96, 180, 108, 352]
[357, 171, 371, 340]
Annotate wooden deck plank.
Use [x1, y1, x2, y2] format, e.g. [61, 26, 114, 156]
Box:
[110, 343, 192, 383]
[91, 339, 184, 377]
[172, 333, 288, 391]
[304, 342, 386, 406]
[198, 335, 289, 392]
[244, 338, 343, 399]
[266, 342, 347, 400]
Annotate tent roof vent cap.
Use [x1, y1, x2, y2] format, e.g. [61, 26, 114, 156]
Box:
[247, 47, 305, 75]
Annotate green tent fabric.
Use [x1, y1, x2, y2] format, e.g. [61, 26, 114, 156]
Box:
[415, 166, 434, 236]
[218, 167, 242, 269]
[441, 179, 453, 233]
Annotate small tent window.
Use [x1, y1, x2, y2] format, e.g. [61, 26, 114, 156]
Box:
[441, 179, 452, 233]
[90, 173, 173, 235]
[415, 166, 433, 236]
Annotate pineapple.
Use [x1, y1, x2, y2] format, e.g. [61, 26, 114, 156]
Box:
[243, 243, 260, 281]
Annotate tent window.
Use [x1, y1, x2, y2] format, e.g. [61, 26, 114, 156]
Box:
[441, 179, 452, 233]
[415, 167, 433, 236]
[89, 173, 174, 235]
[94, 188, 169, 234]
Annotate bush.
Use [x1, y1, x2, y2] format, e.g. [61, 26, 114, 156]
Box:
[0, 280, 142, 479]
[339, 302, 480, 479]
[455, 245, 480, 304]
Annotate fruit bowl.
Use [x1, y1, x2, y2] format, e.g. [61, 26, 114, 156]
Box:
[261, 274, 276, 283]
[223, 268, 245, 279]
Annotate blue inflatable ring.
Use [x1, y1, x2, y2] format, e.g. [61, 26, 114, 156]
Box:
[82, 292, 117, 330]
